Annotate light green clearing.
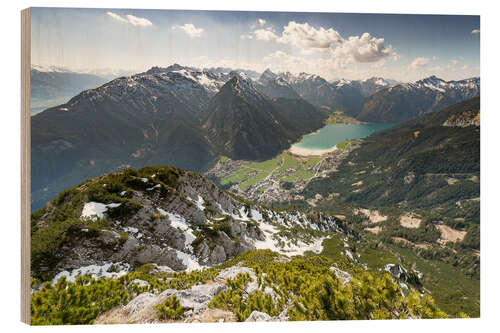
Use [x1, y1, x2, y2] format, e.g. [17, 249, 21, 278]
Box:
[220, 152, 322, 190]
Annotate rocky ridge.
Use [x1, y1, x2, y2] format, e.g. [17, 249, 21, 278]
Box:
[31, 166, 346, 282]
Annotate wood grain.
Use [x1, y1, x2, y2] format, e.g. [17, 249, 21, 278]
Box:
[21, 7, 31, 325]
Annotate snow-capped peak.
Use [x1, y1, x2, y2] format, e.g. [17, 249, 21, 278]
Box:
[336, 78, 352, 87]
[258, 68, 278, 84]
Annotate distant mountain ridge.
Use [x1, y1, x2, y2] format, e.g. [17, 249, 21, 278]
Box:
[257, 69, 397, 116]
[358, 76, 480, 122]
[30, 67, 109, 115]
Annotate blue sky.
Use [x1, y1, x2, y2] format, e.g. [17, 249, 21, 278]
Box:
[31, 7, 480, 81]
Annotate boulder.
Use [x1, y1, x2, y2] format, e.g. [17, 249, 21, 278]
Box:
[158, 283, 226, 314]
[330, 266, 352, 285]
[98, 230, 120, 246]
[245, 311, 273, 322]
[209, 245, 227, 264]
[130, 279, 150, 288]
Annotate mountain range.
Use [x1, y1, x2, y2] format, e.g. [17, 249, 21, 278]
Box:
[203, 74, 325, 160]
[31, 65, 326, 210]
[256, 69, 397, 116]
[31, 64, 480, 211]
[256, 69, 479, 121]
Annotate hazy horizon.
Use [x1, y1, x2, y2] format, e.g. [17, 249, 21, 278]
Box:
[30, 62, 481, 84]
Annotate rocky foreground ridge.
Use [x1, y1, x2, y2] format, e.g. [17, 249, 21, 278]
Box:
[31, 166, 347, 282]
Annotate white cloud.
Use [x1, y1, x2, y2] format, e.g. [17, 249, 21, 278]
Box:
[254, 28, 279, 41]
[126, 15, 153, 27]
[471, 29, 480, 34]
[277, 21, 343, 49]
[107, 12, 152, 27]
[258, 19, 266, 27]
[331, 33, 396, 64]
[451, 59, 458, 65]
[409, 57, 431, 69]
[174, 24, 204, 38]
[107, 12, 128, 23]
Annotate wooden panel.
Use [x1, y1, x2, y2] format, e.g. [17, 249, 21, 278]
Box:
[20, 7, 31, 325]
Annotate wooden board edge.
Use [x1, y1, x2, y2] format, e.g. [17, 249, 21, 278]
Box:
[21, 7, 31, 325]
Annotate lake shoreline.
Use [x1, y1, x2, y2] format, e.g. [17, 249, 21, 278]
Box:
[289, 145, 338, 157]
[289, 122, 396, 157]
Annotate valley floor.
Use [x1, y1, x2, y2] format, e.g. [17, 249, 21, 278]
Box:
[205, 140, 360, 204]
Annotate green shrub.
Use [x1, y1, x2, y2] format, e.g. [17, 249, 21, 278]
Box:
[211, 220, 232, 236]
[156, 295, 186, 320]
[31, 276, 132, 325]
[209, 251, 447, 322]
[461, 224, 480, 249]
[106, 200, 142, 220]
[119, 232, 129, 245]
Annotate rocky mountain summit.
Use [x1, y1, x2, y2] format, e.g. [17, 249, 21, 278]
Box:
[203, 73, 326, 160]
[31, 166, 346, 282]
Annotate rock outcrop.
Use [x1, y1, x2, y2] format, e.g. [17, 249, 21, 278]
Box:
[442, 109, 480, 127]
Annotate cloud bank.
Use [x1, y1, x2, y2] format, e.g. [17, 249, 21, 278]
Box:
[241, 21, 397, 69]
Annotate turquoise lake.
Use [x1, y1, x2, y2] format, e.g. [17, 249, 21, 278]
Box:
[293, 123, 396, 150]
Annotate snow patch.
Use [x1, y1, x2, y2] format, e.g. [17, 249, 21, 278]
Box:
[344, 250, 355, 261]
[81, 202, 121, 221]
[196, 195, 205, 211]
[123, 226, 138, 234]
[157, 209, 196, 249]
[146, 184, 161, 191]
[175, 250, 204, 272]
[253, 221, 325, 256]
[52, 262, 130, 284]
